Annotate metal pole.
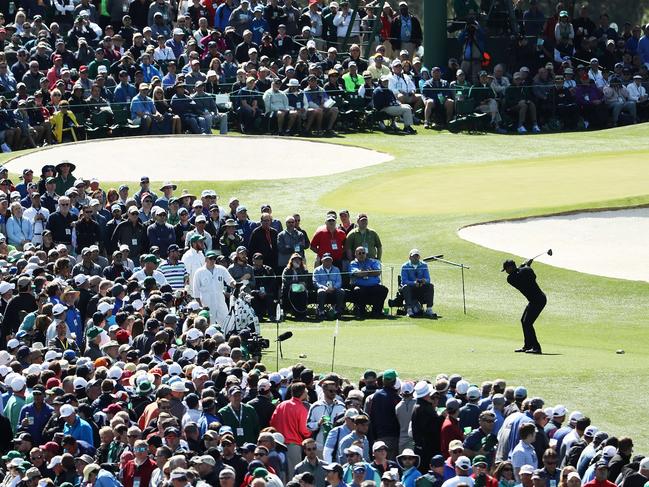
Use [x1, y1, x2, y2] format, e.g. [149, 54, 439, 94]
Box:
[423, 0, 447, 68]
[331, 336, 337, 372]
[461, 265, 467, 315]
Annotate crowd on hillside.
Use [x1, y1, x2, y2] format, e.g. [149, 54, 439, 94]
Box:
[0, 0, 644, 145]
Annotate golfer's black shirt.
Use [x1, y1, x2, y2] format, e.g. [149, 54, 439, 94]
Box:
[507, 266, 545, 302]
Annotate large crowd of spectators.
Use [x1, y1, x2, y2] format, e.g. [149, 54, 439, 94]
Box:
[0, 0, 645, 146]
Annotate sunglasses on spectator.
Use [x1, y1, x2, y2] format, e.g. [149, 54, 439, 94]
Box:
[304, 447, 317, 451]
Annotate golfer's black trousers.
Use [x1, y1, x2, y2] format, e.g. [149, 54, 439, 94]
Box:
[521, 294, 546, 350]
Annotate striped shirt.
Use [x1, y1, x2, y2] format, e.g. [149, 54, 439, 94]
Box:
[159, 261, 188, 290]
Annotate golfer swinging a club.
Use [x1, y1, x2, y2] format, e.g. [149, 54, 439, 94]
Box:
[502, 254, 548, 354]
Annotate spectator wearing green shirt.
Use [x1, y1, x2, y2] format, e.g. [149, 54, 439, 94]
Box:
[87, 49, 112, 79]
[342, 63, 364, 93]
[3, 374, 28, 432]
[344, 213, 382, 260]
[218, 386, 260, 446]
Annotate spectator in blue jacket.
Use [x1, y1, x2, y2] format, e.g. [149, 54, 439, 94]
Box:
[400, 249, 435, 318]
[6, 201, 34, 249]
[367, 369, 401, 459]
[146, 208, 177, 258]
[313, 253, 345, 319]
[61, 404, 95, 446]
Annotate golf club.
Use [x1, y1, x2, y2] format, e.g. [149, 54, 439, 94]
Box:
[422, 254, 444, 262]
[528, 249, 553, 263]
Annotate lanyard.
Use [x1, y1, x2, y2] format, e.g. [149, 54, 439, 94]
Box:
[229, 405, 243, 425]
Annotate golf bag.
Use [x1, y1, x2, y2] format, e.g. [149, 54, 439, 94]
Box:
[221, 288, 260, 338]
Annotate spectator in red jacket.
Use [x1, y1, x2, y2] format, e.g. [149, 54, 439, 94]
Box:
[310, 214, 346, 270]
[122, 439, 157, 487]
[440, 399, 464, 458]
[270, 382, 312, 475]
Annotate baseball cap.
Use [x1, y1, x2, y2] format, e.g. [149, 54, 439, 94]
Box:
[455, 456, 471, 470]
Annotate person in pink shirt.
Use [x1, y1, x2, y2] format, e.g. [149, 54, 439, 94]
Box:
[270, 382, 312, 475]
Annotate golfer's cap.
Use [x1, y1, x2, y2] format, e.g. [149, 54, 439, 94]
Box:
[519, 465, 535, 475]
[501, 259, 516, 271]
[455, 456, 471, 470]
[514, 386, 528, 398]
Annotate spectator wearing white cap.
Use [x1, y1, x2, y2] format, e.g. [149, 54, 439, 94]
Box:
[553, 411, 583, 456]
[459, 387, 482, 431]
[441, 455, 475, 487]
[545, 405, 567, 438]
[3, 374, 27, 432]
[61, 404, 95, 447]
[396, 382, 416, 452]
[560, 416, 591, 464]
[337, 413, 371, 464]
[373, 75, 416, 134]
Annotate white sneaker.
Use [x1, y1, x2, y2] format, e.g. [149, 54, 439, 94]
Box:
[406, 307, 415, 317]
[1, 143, 11, 153]
[532, 124, 541, 133]
[517, 126, 527, 134]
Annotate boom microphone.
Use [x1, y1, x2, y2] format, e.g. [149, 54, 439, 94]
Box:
[276, 331, 293, 342]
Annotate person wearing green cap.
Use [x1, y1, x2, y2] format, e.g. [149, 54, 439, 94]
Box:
[192, 250, 236, 325]
[470, 455, 496, 487]
[84, 326, 104, 361]
[367, 369, 400, 459]
[132, 254, 168, 288]
[182, 233, 206, 296]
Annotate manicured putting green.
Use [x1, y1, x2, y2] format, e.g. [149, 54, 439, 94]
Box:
[322, 150, 649, 216]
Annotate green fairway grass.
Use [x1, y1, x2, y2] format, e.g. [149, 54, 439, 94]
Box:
[5, 125, 649, 450]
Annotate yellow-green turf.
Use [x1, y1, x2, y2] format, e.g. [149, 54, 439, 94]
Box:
[5, 124, 649, 449]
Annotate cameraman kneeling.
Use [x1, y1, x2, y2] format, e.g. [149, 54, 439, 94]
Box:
[400, 249, 436, 318]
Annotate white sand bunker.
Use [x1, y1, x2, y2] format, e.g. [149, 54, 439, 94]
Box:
[6, 135, 392, 181]
[458, 207, 649, 282]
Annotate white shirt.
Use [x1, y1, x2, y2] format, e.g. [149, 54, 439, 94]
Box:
[627, 81, 647, 101]
[333, 10, 360, 37]
[181, 247, 205, 296]
[441, 476, 475, 487]
[588, 68, 606, 89]
[388, 73, 416, 95]
[132, 269, 169, 287]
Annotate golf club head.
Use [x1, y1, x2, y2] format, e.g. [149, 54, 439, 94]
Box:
[547, 249, 553, 256]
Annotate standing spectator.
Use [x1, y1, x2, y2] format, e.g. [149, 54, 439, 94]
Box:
[411, 382, 442, 469]
[270, 382, 311, 475]
[368, 369, 401, 459]
[390, 2, 422, 56]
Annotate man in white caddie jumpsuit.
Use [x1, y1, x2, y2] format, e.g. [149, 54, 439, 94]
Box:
[192, 250, 236, 325]
[182, 234, 206, 297]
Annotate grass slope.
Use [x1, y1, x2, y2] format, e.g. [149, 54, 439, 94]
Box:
[4, 126, 649, 449]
